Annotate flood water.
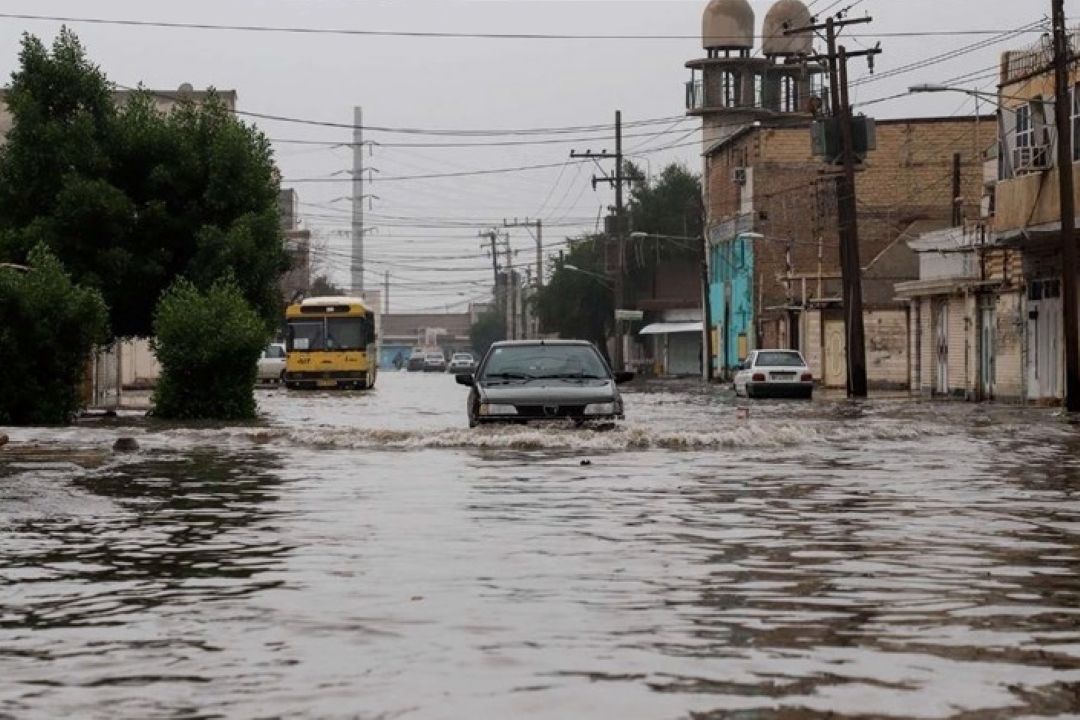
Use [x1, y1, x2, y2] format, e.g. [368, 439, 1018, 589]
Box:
[3, 372, 1080, 719]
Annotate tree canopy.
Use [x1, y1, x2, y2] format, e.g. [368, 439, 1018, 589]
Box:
[0, 29, 287, 338]
[534, 162, 702, 345]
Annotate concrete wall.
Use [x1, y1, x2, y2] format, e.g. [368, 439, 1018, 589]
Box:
[801, 308, 908, 389]
[865, 309, 910, 389]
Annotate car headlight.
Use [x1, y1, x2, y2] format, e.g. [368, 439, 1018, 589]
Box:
[479, 403, 518, 416]
[584, 402, 618, 416]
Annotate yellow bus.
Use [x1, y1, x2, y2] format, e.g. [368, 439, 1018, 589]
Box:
[283, 296, 378, 389]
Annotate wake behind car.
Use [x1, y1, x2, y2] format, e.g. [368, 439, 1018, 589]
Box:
[733, 349, 814, 399]
[456, 340, 633, 427]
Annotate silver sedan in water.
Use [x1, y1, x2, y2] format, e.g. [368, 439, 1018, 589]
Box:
[456, 340, 633, 427]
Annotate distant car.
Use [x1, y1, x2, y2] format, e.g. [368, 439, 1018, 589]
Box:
[447, 352, 476, 374]
[257, 343, 287, 383]
[456, 340, 633, 428]
[733, 350, 814, 399]
[406, 349, 426, 372]
[423, 352, 447, 372]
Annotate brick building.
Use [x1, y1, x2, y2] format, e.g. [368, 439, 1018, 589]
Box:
[704, 117, 996, 387]
[686, 0, 995, 388]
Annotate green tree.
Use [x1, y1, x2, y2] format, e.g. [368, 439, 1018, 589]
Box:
[0, 29, 287, 338]
[309, 274, 345, 297]
[532, 163, 703, 353]
[469, 309, 505, 359]
[151, 278, 268, 420]
[533, 237, 613, 355]
[0, 244, 108, 425]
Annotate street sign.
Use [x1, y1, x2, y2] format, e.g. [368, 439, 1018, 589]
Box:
[614, 309, 644, 322]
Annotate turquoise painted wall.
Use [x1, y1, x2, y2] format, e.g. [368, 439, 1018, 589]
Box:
[708, 234, 755, 375]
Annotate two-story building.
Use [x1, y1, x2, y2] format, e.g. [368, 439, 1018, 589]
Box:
[686, 0, 995, 388]
[992, 33, 1080, 402]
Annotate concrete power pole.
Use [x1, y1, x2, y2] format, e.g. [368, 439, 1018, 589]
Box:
[384, 271, 390, 315]
[571, 111, 631, 370]
[504, 218, 544, 340]
[1052, 0, 1080, 411]
[351, 106, 365, 294]
[504, 235, 515, 341]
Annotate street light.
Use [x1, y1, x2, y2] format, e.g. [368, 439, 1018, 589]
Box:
[562, 263, 613, 287]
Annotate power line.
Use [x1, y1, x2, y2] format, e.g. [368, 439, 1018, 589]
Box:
[0, 12, 1058, 41]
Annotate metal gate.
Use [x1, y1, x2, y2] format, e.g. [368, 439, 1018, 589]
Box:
[824, 318, 846, 388]
[935, 301, 949, 395]
[979, 304, 995, 400]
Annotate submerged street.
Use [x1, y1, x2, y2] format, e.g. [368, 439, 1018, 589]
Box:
[3, 374, 1080, 718]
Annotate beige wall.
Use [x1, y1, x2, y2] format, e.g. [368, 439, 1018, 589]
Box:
[994, 291, 1025, 400]
[801, 307, 909, 390]
[995, 162, 1080, 233]
[865, 309, 910, 389]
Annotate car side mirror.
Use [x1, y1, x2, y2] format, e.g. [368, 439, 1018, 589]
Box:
[455, 373, 475, 387]
[614, 371, 635, 385]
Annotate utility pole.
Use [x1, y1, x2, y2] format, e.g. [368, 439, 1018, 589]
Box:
[480, 229, 503, 337]
[1052, 0, 1080, 411]
[384, 271, 390, 315]
[792, 15, 878, 398]
[571, 110, 632, 370]
[352, 106, 365, 294]
[951, 153, 962, 228]
[503, 218, 544, 287]
[504, 235, 515, 340]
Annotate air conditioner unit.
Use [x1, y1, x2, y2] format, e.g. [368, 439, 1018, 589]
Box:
[731, 167, 747, 185]
[1013, 145, 1050, 173]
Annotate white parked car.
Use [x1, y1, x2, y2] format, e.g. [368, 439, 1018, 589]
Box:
[257, 343, 287, 383]
[733, 350, 814, 399]
[447, 352, 476, 374]
[423, 352, 447, 373]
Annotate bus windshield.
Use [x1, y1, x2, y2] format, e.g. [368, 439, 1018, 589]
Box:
[288, 316, 373, 352]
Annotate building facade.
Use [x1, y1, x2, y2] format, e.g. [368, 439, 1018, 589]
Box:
[992, 32, 1080, 403]
[701, 118, 995, 386]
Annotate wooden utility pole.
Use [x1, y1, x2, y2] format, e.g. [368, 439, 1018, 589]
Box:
[1052, 0, 1080, 411]
[791, 15, 878, 397]
[571, 111, 632, 370]
[951, 153, 963, 228]
[384, 271, 390, 315]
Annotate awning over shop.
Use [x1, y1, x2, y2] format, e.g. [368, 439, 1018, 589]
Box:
[639, 322, 703, 336]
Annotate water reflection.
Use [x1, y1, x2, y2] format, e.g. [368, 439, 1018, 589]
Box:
[2, 374, 1080, 718]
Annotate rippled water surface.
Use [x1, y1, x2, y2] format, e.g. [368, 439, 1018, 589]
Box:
[3, 373, 1080, 719]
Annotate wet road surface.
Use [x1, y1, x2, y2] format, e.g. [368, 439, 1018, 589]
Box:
[3, 372, 1080, 718]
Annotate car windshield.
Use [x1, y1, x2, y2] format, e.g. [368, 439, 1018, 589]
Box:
[426, 354, 443, 361]
[755, 351, 805, 367]
[481, 344, 608, 380]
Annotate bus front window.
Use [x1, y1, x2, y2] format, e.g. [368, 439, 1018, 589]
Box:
[288, 321, 325, 351]
[327, 317, 370, 350]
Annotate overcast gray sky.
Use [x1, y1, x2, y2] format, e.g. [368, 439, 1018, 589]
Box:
[0, 0, 1066, 311]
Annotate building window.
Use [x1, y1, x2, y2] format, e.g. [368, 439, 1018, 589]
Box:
[780, 75, 798, 113]
[721, 72, 740, 108]
[1016, 104, 1033, 150]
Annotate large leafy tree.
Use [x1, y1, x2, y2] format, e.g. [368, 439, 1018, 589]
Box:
[0, 29, 287, 338]
[533, 236, 613, 356]
[533, 163, 703, 350]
